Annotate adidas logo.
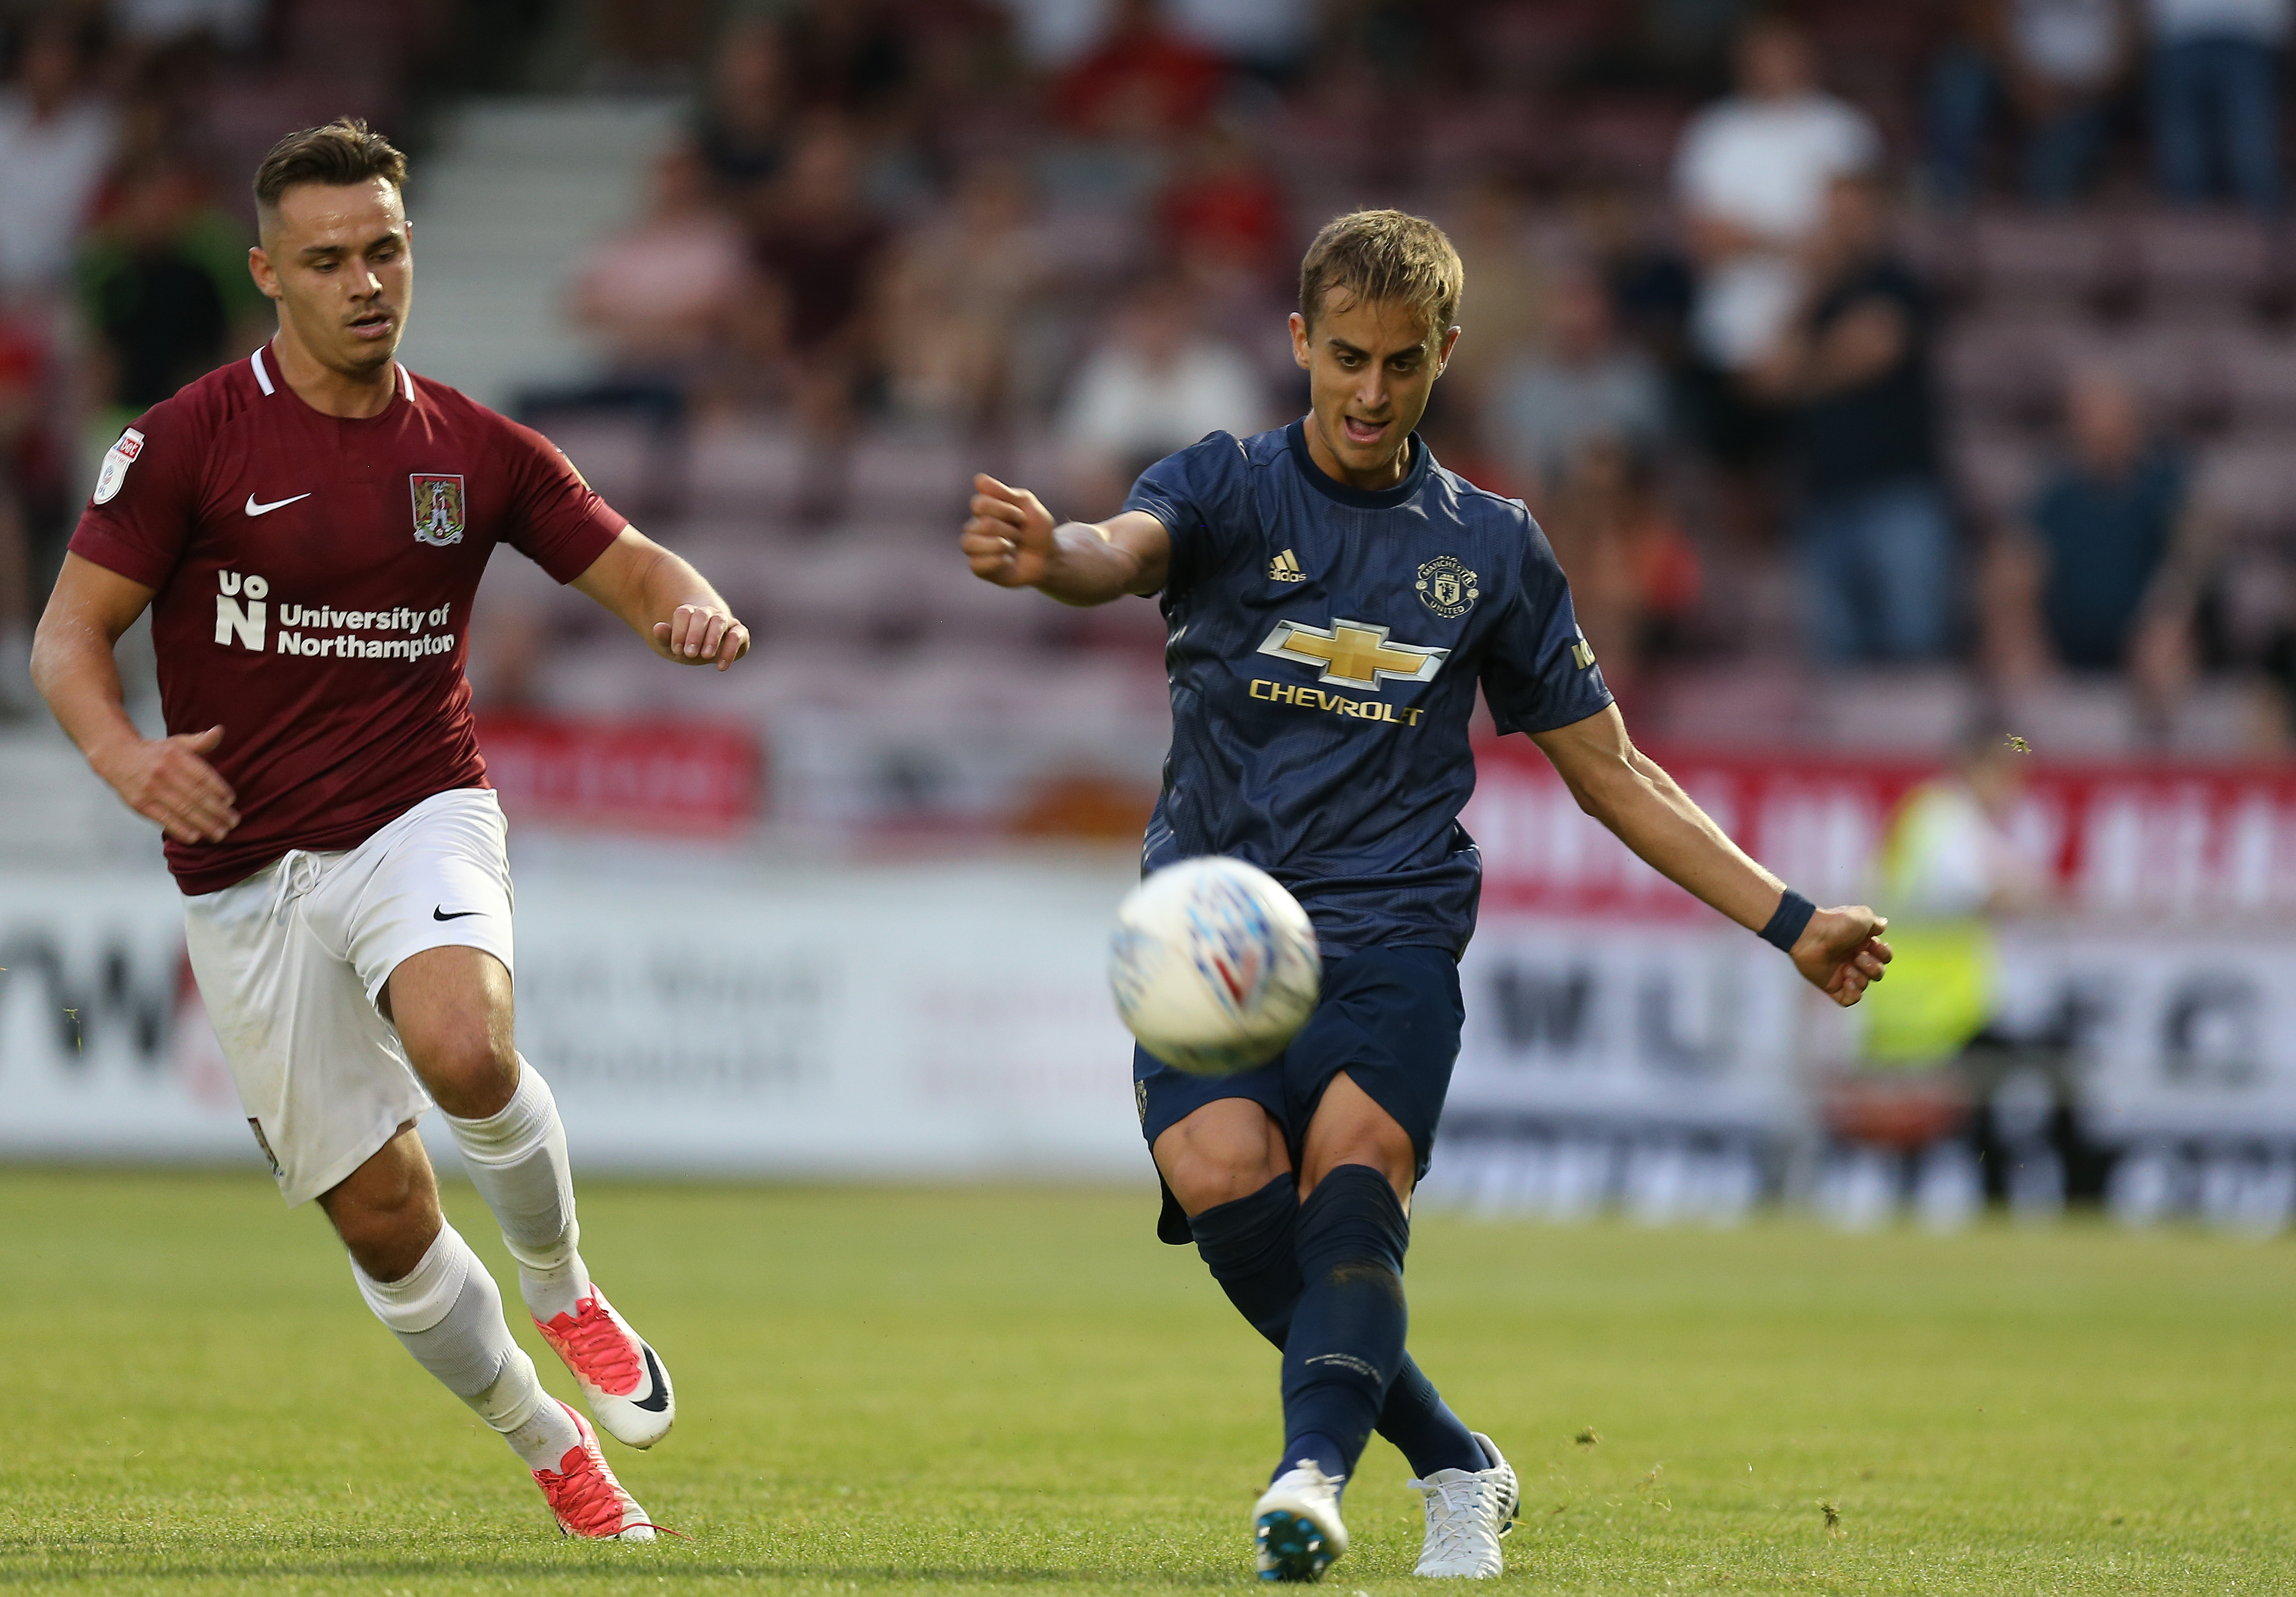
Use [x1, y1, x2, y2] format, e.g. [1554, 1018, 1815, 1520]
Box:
[1267, 548, 1306, 582]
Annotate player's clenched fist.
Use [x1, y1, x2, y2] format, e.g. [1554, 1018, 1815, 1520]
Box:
[962, 474, 1057, 588]
[96, 723, 240, 844]
[1791, 906, 1893, 1007]
[652, 603, 750, 670]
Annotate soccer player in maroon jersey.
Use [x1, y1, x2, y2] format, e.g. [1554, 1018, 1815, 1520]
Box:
[29, 120, 747, 1540]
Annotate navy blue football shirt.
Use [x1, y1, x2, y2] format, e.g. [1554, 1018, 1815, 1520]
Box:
[1122, 419, 1613, 958]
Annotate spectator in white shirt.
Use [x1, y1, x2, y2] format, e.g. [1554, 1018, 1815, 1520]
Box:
[2145, 0, 2290, 210]
[0, 19, 116, 302]
[1059, 277, 1270, 516]
[1673, 18, 1881, 373]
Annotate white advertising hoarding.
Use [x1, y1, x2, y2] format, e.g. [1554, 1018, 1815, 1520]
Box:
[6, 860, 2296, 1185]
[501, 860, 1145, 1176]
[1451, 920, 1806, 1132]
[0, 873, 247, 1161]
[0, 861, 1150, 1182]
[1446, 918, 2296, 1142]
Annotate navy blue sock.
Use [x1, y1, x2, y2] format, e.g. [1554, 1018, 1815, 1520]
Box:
[1377, 1358, 1486, 1477]
[1278, 1164, 1411, 1484]
[1190, 1174, 1306, 1350]
[1190, 1173, 1488, 1479]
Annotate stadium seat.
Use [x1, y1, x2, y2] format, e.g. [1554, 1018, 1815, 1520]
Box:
[1971, 209, 2121, 313]
[2194, 434, 2296, 538]
[2131, 210, 2273, 322]
[1806, 670, 1973, 753]
[1946, 428, 2042, 525]
[2217, 333, 2296, 429]
[1937, 315, 2084, 429]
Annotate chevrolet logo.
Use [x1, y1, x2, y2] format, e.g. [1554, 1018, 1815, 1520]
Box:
[1256, 618, 1447, 690]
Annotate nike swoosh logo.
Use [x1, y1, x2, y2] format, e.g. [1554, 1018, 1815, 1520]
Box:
[432, 907, 483, 921]
[245, 492, 312, 516]
[632, 1345, 671, 1413]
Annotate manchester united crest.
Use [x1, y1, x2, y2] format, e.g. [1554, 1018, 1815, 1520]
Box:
[409, 474, 466, 547]
[1415, 554, 1480, 619]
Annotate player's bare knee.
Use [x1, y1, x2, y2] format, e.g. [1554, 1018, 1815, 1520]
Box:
[1148, 1105, 1295, 1221]
[1157, 1115, 1288, 1215]
[1301, 1149, 1412, 1207]
[422, 1038, 518, 1119]
[1163, 1156, 1269, 1216]
[320, 1151, 442, 1280]
[396, 1019, 517, 1118]
[335, 1209, 440, 1282]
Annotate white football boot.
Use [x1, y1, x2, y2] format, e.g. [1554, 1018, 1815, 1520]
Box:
[1409, 1432, 1519, 1578]
[1254, 1459, 1349, 1582]
[531, 1403, 659, 1541]
[533, 1286, 675, 1448]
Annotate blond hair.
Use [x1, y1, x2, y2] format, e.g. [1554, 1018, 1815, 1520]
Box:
[1297, 209, 1463, 337]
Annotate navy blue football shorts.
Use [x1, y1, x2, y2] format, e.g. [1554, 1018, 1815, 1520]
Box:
[1134, 943, 1465, 1242]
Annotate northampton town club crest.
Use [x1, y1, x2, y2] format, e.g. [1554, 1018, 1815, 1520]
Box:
[409, 474, 466, 547]
[1416, 554, 1480, 619]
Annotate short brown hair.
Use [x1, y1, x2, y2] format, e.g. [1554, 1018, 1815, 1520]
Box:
[1297, 209, 1463, 337]
[253, 118, 406, 213]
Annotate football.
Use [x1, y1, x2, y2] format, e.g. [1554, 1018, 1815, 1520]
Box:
[1108, 856, 1321, 1076]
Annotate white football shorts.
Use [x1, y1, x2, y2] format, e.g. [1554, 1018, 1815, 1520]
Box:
[181, 787, 517, 1206]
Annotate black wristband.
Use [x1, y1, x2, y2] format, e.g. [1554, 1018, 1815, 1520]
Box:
[1759, 889, 1816, 954]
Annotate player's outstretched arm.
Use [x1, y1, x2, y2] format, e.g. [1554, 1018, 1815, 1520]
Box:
[32, 553, 240, 843]
[571, 527, 750, 670]
[1530, 704, 1892, 1007]
[960, 474, 1170, 606]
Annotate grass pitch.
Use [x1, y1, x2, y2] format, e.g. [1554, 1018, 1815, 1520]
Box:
[5, 1169, 2294, 1594]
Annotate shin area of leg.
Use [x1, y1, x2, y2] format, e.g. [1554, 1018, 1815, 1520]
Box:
[1277, 1164, 1411, 1483]
[1378, 1354, 1486, 1478]
[1185, 1125, 1481, 1476]
[350, 1221, 578, 1470]
[443, 1058, 588, 1320]
[1189, 1173, 1305, 1349]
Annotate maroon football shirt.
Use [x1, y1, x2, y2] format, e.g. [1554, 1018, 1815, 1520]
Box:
[69, 343, 627, 894]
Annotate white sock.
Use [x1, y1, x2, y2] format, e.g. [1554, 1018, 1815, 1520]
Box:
[444, 1058, 589, 1323]
[351, 1222, 582, 1472]
[502, 1394, 587, 1475]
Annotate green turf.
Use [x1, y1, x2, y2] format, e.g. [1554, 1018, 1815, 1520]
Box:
[4, 1169, 2293, 1594]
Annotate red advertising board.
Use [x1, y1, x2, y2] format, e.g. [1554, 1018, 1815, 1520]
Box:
[1464, 739, 2296, 923]
[477, 714, 762, 837]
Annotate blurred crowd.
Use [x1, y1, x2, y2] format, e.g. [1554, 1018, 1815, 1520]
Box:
[8, 0, 2296, 751]
[0, 0, 518, 713]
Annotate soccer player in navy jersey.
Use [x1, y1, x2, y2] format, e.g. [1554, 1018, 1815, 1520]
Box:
[960, 210, 1891, 1582]
[32, 121, 750, 1539]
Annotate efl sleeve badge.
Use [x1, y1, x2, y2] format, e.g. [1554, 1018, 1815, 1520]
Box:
[409, 473, 467, 547]
[91, 427, 145, 505]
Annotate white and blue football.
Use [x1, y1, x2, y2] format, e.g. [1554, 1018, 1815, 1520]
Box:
[1109, 856, 1321, 1076]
